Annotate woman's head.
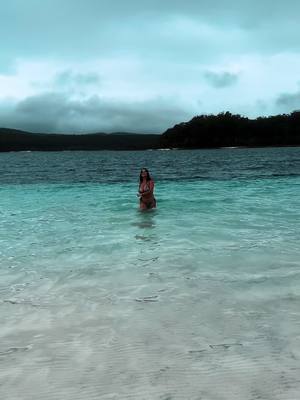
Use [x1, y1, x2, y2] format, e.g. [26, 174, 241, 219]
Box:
[140, 168, 151, 182]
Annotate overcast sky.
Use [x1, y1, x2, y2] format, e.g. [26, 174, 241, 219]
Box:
[1, 0, 300, 133]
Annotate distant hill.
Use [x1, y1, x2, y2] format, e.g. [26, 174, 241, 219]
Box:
[1, 111, 300, 151]
[0, 128, 161, 151]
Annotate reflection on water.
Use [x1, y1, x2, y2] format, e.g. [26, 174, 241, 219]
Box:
[134, 234, 154, 241]
[132, 210, 159, 245]
[132, 209, 157, 229]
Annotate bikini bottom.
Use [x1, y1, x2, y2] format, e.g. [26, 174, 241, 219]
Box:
[140, 197, 156, 209]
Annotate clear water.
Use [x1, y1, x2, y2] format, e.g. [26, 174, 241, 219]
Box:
[1, 148, 300, 399]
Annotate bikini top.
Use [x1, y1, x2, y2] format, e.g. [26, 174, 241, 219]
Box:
[140, 180, 154, 193]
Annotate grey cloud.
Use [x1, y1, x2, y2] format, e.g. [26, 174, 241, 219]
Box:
[5, 0, 300, 27]
[204, 71, 239, 88]
[54, 70, 101, 87]
[1, 0, 300, 70]
[30, 70, 101, 94]
[0, 92, 191, 134]
[276, 90, 300, 112]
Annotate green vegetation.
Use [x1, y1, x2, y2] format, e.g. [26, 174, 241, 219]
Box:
[161, 111, 300, 148]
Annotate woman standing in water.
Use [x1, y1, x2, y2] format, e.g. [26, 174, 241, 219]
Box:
[138, 168, 156, 210]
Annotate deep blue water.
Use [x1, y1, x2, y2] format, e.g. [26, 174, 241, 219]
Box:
[1, 147, 300, 184]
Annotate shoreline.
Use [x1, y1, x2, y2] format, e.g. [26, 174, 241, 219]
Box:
[1, 144, 300, 153]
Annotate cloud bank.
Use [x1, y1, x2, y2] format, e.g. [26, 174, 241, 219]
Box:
[0, 93, 192, 133]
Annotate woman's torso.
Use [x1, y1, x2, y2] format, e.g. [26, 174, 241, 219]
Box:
[140, 180, 154, 200]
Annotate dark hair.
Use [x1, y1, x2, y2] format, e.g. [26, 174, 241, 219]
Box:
[139, 168, 151, 183]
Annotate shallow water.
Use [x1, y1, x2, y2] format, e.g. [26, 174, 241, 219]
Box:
[1, 148, 300, 399]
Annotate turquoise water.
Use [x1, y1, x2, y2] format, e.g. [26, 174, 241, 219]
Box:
[1, 148, 300, 399]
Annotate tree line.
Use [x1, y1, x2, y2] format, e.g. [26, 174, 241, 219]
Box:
[161, 111, 300, 148]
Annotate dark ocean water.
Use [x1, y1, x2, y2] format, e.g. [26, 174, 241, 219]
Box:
[1, 147, 300, 184]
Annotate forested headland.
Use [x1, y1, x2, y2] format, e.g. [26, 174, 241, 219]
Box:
[161, 111, 300, 148]
[1, 111, 300, 151]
